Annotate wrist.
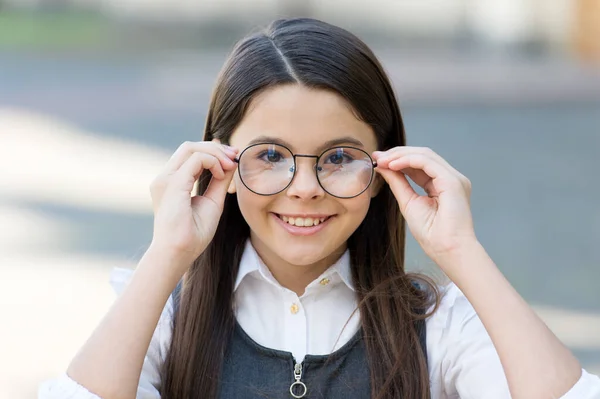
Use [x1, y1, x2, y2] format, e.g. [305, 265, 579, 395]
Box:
[433, 238, 486, 274]
[142, 242, 197, 281]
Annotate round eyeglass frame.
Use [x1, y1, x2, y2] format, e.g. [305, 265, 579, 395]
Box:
[233, 142, 378, 199]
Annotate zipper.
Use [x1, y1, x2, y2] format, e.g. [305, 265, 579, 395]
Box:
[289, 361, 307, 398]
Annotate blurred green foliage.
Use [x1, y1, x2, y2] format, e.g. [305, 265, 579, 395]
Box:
[0, 10, 113, 49]
[0, 10, 254, 53]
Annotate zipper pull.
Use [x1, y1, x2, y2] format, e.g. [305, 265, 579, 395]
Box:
[289, 362, 307, 398]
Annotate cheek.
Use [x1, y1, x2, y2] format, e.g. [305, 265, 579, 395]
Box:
[369, 175, 385, 198]
[344, 196, 371, 225]
[235, 183, 272, 225]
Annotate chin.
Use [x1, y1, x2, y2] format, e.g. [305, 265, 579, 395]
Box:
[269, 234, 343, 267]
[270, 226, 351, 267]
[276, 248, 329, 267]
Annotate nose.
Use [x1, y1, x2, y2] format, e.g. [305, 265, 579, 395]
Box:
[286, 156, 325, 200]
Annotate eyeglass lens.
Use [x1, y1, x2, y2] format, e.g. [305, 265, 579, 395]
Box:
[237, 143, 374, 198]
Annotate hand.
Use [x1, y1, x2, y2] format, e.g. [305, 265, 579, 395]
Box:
[149, 140, 238, 273]
[373, 147, 477, 265]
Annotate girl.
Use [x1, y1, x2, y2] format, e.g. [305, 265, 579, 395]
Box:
[40, 18, 600, 399]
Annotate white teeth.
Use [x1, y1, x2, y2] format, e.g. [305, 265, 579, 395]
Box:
[278, 215, 328, 227]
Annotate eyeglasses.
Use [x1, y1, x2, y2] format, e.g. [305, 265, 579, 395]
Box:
[234, 143, 377, 199]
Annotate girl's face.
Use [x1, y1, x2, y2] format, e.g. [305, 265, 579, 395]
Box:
[228, 84, 380, 269]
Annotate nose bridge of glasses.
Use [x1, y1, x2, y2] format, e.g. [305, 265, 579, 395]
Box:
[292, 154, 320, 172]
[293, 154, 319, 160]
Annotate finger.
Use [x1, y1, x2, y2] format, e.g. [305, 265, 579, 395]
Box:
[165, 141, 237, 174]
[376, 147, 472, 192]
[374, 146, 460, 176]
[172, 152, 226, 193]
[376, 167, 419, 213]
[386, 153, 447, 180]
[200, 168, 236, 210]
[193, 153, 226, 181]
[386, 153, 462, 194]
[400, 167, 438, 197]
[212, 138, 241, 160]
[167, 142, 236, 172]
[212, 137, 240, 154]
[398, 167, 430, 188]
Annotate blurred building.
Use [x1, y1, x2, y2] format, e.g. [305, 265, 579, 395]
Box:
[1, 0, 599, 59]
[574, 0, 600, 62]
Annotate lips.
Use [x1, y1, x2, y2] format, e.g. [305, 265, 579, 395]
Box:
[275, 214, 332, 227]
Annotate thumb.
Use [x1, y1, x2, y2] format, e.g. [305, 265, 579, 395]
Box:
[376, 168, 418, 213]
[199, 169, 236, 211]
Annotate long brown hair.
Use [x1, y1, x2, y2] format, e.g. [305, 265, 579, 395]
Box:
[162, 18, 440, 399]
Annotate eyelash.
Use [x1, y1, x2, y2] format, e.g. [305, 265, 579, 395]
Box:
[324, 153, 354, 165]
[256, 150, 285, 163]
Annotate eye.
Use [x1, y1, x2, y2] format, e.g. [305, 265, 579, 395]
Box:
[257, 148, 284, 163]
[325, 150, 353, 165]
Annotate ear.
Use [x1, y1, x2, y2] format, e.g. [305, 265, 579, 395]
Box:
[227, 178, 237, 194]
[370, 174, 385, 198]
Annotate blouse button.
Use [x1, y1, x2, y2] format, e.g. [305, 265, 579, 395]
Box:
[319, 278, 330, 286]
[290, 303, 300, 314]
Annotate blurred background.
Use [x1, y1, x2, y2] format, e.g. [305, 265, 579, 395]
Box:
[1, 0, 599, 397]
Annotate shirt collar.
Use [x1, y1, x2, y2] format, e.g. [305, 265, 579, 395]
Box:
[234, 240, 355, 292]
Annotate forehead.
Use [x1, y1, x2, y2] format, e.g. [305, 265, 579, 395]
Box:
[229, 84, 377, 152]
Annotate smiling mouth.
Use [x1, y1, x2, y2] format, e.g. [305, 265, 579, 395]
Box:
[275, 214, 332, 227]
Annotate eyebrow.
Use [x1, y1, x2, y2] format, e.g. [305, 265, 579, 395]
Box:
[247, 135, 365, 152]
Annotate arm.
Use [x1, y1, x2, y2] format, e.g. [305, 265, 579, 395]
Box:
[428, 282, 600, 399]
[440, 242, 582, 398]
[50, 141, 237, 399]
[65, 247, 185, 399]
[43, 141, 237, 399]
[38, 270, 173, 399]
[373, 146, 598, 398]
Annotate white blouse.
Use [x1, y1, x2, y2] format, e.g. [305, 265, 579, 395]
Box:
[39, 241, 600, 398]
